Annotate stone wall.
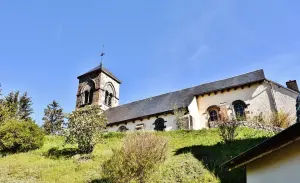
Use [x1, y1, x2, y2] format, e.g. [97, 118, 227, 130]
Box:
[76, 71, 101, 108]
[209, 121, 284, 133]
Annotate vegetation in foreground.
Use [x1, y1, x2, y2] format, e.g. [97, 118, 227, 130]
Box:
[0, 127, 273, 183]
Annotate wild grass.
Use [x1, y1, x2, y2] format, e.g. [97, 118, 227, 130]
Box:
[0, 128, 273, 183]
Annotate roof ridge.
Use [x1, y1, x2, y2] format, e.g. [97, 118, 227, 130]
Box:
[199, 69, 264, 86]
[108, 69, 265, 110]
[78, 64, 121, 83]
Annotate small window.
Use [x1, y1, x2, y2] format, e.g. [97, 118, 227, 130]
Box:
[135, 124, 144, 131]
[84, 91, 90, 104]
[153, 118, 166, 131]
[118, 125, 129, 132]
[105, 91, 109, 104]
[209, 110, 218, 121]
[108, 93, 113, 106]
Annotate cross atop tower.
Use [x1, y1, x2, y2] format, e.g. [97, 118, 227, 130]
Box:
[100, 45, 105, 66]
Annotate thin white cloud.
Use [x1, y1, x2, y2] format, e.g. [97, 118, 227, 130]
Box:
[189, 45, 209, 61]
[55, 19, 64, 45]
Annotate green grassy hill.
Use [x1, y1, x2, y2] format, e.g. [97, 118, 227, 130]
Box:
[0, 128, 273, 183]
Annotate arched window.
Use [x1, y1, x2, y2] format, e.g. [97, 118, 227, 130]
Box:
[104, 83, 115, 107]
[153, 118, 166, 131]
[118, 125, 129, 132]
[233, 100, 247, 120]
[81, 80, 95, 106]
[207, 106, 220, 121]
[209, 110, 218, 121]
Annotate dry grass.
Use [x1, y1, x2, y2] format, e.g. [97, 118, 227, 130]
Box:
[252, 110, 295, 128]
[102, 132, 168, 183]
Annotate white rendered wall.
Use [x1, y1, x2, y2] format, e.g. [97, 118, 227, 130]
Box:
[197, 82, 275, 127]
[247, 140, 300, 183]
[99, 72, 120, 110]
[188, 97, 203, 130]
[271, 83, 298, 123]
[106, 114, 177, 132]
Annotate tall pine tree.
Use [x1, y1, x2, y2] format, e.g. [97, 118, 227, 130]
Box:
[4, 91, 20, 118]
[3, 91, 33, 121]
[18, 92, 33, 120]
[42, 100, 64, 135]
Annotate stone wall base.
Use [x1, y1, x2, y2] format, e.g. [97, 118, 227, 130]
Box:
[209, 121, 284, 133]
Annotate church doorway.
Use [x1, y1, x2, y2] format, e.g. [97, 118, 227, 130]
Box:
[153, 118, 166, 131]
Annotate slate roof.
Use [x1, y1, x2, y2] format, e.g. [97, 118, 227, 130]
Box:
[105, 69, 266, 124]
[222, 122, 300, 170]
[77, 65, 122, 84]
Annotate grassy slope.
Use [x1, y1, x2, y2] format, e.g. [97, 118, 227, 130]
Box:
[0, 128, 274, 183]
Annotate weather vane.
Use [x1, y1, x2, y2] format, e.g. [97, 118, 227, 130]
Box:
[100, 45, 105, 66]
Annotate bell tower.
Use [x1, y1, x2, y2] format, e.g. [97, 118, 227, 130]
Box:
[76, 64, 121, 110]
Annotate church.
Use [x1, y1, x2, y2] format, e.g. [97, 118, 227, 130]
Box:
[76, 64, 299, 132]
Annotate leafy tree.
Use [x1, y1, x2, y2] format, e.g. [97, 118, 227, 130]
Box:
[66, 105, 107, 153]
[42, 100, 64, 135]
[0, 119, 44, 153]
[18, 92, 33, 120]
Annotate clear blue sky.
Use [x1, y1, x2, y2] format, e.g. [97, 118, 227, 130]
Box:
[1, 0, 300, 125]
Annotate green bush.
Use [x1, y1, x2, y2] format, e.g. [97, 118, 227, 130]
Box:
[66, 105, 107, 154]
[0, 119, 44, 153]
[219, 122, 239, 143]
[102, 132, 168, 183]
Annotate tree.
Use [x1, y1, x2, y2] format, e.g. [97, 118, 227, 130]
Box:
[42, 100, 65, 135]
[18, 92, 33, 120]
[4, 91, 19, 118]
[66, 105, 107, 153]
[0, 84, 2, 98]
[2, 91, 33, 121]
[0, 84, 8, 124]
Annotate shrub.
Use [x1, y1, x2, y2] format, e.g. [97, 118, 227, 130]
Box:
[173, 105, 188, 130]
[102, 132, 168, 183]
[268, 110, 293, 128]
[219, 122, 239, 143]
[0, 119, 44, 153]
[66, 105, 107, 154]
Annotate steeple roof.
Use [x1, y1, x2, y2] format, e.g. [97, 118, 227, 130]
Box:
[77, 65, 121, 84]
